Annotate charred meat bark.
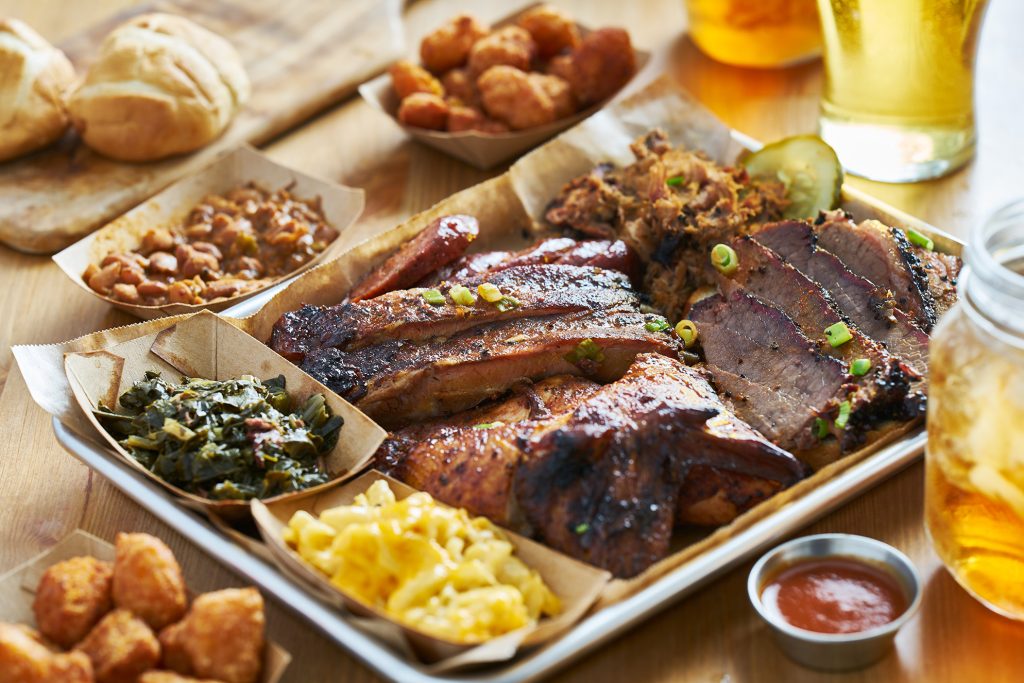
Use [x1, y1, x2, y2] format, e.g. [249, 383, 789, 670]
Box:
[545, 129, 789, 320]
[271, 265, 640, 361]
[422, 237, 643, 286]
[914, 247, 960, 319]
[752, 220, 931, 376]
[377, 354, 805, 577]
[815, 212, 937, 331]
[349, 214, 479, 301]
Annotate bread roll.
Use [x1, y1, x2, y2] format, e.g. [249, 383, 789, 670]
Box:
[68, 13, 249, 162]
[0, 18, 76, 162]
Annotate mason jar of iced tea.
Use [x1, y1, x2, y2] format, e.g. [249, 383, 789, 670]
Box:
[926, 200, 1024, 619]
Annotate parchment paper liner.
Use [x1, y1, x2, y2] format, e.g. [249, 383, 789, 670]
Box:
[237, 75, 960, 602]
[0, 529, 290, 683]
[53, 145, 369, 320]
[62, 310, 386, 522]
[359, 2, 652, 169]
[12, 74, 962, 654]
[251, 469, 610, 668]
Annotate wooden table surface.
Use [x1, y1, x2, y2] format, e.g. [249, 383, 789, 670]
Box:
[2, 1, 1023, 681]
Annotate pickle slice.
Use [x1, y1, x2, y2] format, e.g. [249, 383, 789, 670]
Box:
[743, 135, 844, 220]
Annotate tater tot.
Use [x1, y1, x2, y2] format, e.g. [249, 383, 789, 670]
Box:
[0, 624, 95, 683]
[529, 73, 574, 118]
[565, 28, 637, 105]
[420, 14, 488, 73]
[180, 588, 265, 683]
[112, 533, 187, 631]
[441, 68, 479, 106]
[397, 93, 450, 130]
[517, 4, 581, 59]
[468, 26, 537, 76]
[157, 621, 192, 676]
[389, 60, 443, 99]
[75, 610, 159, 683]
[478, 65, 557, 130]
[33, 555, 113, 649]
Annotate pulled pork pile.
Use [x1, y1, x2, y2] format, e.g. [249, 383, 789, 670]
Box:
[545, 129, 788, 319]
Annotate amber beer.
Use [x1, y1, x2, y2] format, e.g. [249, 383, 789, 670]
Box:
[685, 0, 821, 68]
[816, 0, 989, 182]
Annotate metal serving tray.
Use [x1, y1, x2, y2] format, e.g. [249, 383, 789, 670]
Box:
[54, 418, 924, 683]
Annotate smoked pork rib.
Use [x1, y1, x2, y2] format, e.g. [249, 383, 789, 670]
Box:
[270, 264, 640, 361]
[815, 212, 937, 331]
[752, 220, 931, 376]
[421, 237, 643, 287]
[377, 354, 805, 578]
[301, 309, 681, 428]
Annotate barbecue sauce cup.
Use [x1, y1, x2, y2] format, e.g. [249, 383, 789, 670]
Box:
[748, 533, 922, 671]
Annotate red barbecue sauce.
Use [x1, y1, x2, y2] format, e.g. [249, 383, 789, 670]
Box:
[760, 557, 908, 634]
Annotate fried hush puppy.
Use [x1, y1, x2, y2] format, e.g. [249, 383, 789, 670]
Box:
[0, 623, 93, 683]
[440, 68, 478, 107]
[446, 106, 508, 134]
[388, 60, 443, 99]
[75, 610, 160, 683]
[174, 588, 265, 683]
[32, 555, 113, 649]
[112, 533, 187, 631]
[517, 4, 581, 59]
[468, 25, 537, 77]
[479, 66, 573, 130]
[420, 13, 488, 73]
[562, 28, 637, 105]
[398, 92, 450, 130]
[157, 621, 192, 676]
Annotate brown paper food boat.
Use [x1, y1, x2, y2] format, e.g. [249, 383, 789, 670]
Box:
[63, 310, 386, 522]
[251, 469, 610, 667]
[0, 529, 290, 683]
[52, 145, 369, 320]
[359, 3, 651, 169]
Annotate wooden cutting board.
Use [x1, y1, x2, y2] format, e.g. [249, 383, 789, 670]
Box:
[0, 0, 404, 254]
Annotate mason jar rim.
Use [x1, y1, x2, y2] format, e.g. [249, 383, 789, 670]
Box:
[961, 199, 1024, 342]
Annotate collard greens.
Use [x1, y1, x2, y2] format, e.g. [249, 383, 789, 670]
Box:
[97, 372, 343, 500]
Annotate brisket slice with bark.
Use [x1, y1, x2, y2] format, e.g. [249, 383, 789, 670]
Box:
[815, 211, 937, 331]
[270, 265, 639, 362]
[752, 220, 931, 376]
[377, 354, 805, 578]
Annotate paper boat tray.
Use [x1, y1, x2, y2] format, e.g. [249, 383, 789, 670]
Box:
[0, 528, 291, 683]
[63, 310, 386, 521]
[251, 470, 610, 669]
[52, 145, 369, 320]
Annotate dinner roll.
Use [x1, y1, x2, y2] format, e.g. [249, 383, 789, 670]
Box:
[68, 13, 249, 162]
[0, 18, 76, 162]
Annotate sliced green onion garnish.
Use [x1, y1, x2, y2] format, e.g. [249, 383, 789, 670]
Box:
[834, 400, 851, 429]
[478, 282, 503, 303]
[711, 244, 739, 275]
[850, 358, 872, 376]
[814, 417, 829, 440]
[565, 338, 604, 364]
[824, 321, 853, 347]
[574, 522, 590, 534]
[495, 296, 520, 313]
[645, 319, 671, 333]
[905, 228, 934, 251]
[676, 320, 698, 348]
[472, 421, 505, 430]
[422, 289, 445, 306]
[666, 175, 684, 186]
[449, 284, 476, 306]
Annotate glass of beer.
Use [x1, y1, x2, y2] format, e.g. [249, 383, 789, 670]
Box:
[685, 0, 822, 68]
[927, 200, 1024, 620]
[816, 0, 989, 182]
